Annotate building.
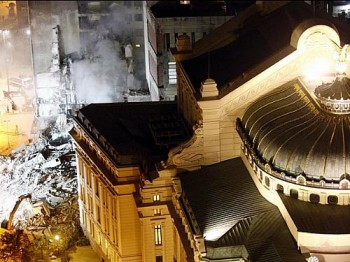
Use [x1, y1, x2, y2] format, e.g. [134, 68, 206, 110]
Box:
[71, 1, 350, 261]
[144, 0, 254, 101]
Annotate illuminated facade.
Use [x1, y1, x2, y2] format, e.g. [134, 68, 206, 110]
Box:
[71, 1, 350, 261]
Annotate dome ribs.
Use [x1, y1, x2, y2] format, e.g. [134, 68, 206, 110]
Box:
[241, 79, 350, 181]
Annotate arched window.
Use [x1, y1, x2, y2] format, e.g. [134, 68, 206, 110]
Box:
[328, 195, 338, 205]
[310, 193, 320, 203]
[265, 176, 270, 187]
[290, 189, 298, 199]
[276, 184, 284, 192]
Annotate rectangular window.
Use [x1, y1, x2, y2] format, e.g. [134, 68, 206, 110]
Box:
[174, 33, 178, 44]
[95, 177, 99, 197]
[168, 62, 177, 85]
[154, 225, 162, 245]
[164, 33, 170, 50]
[156, 256, 163, 262]
[96, 205, 101, 223]
[154, 208, 161, 216]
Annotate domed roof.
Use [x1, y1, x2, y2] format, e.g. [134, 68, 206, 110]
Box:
[240, 79, 350, 181]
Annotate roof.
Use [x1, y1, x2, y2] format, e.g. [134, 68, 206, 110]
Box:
[150, 0, 254, 18]
[75, 102, 191, 168]
[179, 158, 305, 261]
[239, 78, 350, 181]
[181, 1, 350, 98]
[279, 192, 350, 234]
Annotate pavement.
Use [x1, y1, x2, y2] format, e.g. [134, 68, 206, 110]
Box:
[62, 245, 100, 262]
[35, 245, 100, 262]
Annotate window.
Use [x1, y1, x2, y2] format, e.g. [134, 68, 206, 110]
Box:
[290, 189, 298, 199]
[174, 33, 178, 43]
[310, 193, 320, 203]
[276, 184, 284, 192]
[154, 208, 161, 216]
[164, 33, 170, 50]
[96, 204, 101, 223]
[79, 16, 89, 29]
[328, 195, 338, 205]
[264, 176, 270, 187]
[156, 256, 163, 262]
[191, 32, 195, 44]
[124, 1, 131, 7]
[168, 62, 177, 85]
[95, 177, 99, 197]
[153, 194, 160, 202]
[154, 225, 162, 245]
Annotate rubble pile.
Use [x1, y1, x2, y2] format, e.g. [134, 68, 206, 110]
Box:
[0, 118, 91, 261]
[0, 119, 77, 228]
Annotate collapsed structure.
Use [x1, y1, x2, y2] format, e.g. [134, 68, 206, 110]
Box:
[71, 2, 350, 262]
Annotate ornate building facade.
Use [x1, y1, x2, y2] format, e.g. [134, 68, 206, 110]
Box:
[71, 1, 350, 261]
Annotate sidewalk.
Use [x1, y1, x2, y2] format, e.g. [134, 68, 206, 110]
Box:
[59, 245, 100, 262]
[34, 245, 100, 262]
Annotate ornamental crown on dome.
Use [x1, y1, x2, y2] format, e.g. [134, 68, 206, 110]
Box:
[314, 40, 350, 114]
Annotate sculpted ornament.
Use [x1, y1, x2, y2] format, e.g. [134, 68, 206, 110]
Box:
[166, 121, 204, 170]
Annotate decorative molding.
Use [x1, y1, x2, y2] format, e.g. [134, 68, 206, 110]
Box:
[166, 121, 204, 170]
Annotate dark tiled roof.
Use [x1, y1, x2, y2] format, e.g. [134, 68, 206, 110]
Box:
[75, 102, 191, 167]
[179, 158, 305, 261]
[150, 0, 254, 18]
[279, 192, 350, 234]
[240, 79, 350, 181]
[181, 1, 344, 97]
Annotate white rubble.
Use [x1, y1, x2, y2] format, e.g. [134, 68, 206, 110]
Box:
[0, 119, 77, 227]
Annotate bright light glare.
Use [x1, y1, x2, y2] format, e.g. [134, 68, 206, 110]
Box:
[26, 29, 31, 35]
[54, 234, 60, 241]
[303, 58, 332, 81]
[204, 225, 232, 241]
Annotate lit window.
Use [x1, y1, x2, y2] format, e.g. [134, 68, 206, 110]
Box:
[135, 44, 141, 48]
[154, 208, 161, 215]
[154, 225, 162, 245]
[168, 62, 177, 85]
[153, 194, 160, 202]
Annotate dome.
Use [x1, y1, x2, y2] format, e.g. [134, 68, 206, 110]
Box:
[239, 79, 350, 182]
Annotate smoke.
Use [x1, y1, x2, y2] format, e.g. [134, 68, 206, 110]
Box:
[71, 39, 129, 104]
[71, 2, 145, 104]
